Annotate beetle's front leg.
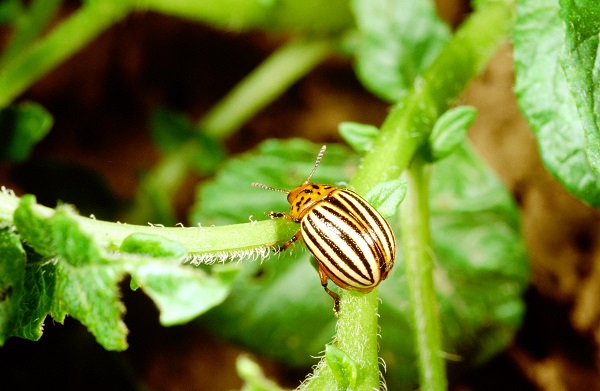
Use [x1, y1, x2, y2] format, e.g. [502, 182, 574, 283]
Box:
[265, 211, 300, 223]
[319, 265, 340, 316]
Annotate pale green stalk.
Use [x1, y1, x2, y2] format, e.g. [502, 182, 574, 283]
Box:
[199, 38, 333, 138]
[400, 158, 445, 390]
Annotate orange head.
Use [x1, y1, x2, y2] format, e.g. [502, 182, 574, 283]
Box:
[251, 145, 334, 219]
[286, 183, 336, 219]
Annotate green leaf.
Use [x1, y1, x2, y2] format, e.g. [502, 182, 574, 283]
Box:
[0, 102, 53, 161]
[364, 178, 406, 217]
[120, 233, 238, 326]
[121, 232, 238, 326]
[196, 139, 528, 388]
[0, 235, 59, 344]
[190, 138, 359, 226]
[559, 1, 600, 177]
[7, 196, 240, 348]
[514, 0, 600, 207]
[0, 227, 27, 344]
[17, 261, 58, 340]
[338, 121, 379, 154]
[45, 212, 129, 349]
[325, 345, 358, 391]
[13, 197, 129, 350]
[150, 107, 225, 173]
[127, 261, 237, 326]
[427, 105, 477, 161]
[351, 0, 451, 102]
[12, 195, 54, 254]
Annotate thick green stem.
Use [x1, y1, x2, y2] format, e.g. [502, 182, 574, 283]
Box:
[401, 158, 446, 391]
[0, 191, 299, 255]
[0, 1, 134, 108]
[300, 290, 380, 391]
[352, 1, 515, 191]
[140, 0, 353, 32]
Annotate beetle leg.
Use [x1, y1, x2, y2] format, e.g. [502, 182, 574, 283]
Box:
[266, 212, 302, 253]
[319, 266, 340, 316]
[275, 230, 302, 253]
[265, 211, 300, 223]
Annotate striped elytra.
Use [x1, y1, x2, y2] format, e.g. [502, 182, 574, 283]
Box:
[252, 145, 396, 314]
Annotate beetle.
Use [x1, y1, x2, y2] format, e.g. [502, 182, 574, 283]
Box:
[252, 145, 396, 314]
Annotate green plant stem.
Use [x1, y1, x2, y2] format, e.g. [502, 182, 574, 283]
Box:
[299, 290, 380, 391]
[140, 0, 353, 33]
[199, 38, 333, 138]
[0, 191, 299, 255]
[352, 0, 515, 190]
[400, 157, 446, 391]
[0, 1, 135, 108]
[0, 0, 62, 68]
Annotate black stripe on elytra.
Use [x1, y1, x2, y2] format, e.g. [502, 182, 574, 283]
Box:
[311, 207, 375, 279]
[324, 202, 388, 276]
[316, 204, 377, 280]
[303, 223, 370, 287]
[335, 190, 394, 255]
[303, 211, 373, 285]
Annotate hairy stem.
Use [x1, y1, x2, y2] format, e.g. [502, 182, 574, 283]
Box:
[352, 1, 515, 190]
[0, 191, 298, 255]
[400, 158, 446, 391]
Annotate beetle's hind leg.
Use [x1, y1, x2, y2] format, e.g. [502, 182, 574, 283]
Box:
[265, 212, 302, 253]
[273, 230, 302, 253]
[318, 266, 340, 316]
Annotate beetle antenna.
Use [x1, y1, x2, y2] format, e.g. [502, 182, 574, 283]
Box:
[251, 182, 290, 194]
[305, 145, 326, 184]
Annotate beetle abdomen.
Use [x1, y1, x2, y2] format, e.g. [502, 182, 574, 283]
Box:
[301, 189, 396, 291]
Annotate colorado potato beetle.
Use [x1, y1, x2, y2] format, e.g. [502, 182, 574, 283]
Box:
[252, 145, 396, 314]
